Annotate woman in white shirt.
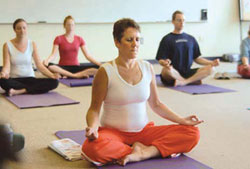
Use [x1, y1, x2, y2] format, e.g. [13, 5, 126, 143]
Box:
[0, 18, 58, 96]
[82, 18, 203, 166]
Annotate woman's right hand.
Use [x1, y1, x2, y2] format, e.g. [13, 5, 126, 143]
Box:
[85, 127, 98, 141]
[0, 72, 9, 79]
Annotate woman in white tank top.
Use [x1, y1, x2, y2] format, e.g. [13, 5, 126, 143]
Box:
[0, 18, 58, 96]
[82, 18, 203, 166]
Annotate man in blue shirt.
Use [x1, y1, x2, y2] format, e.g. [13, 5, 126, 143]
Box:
[156, 10, 220, 86]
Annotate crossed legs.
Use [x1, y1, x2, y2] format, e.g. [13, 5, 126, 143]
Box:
[161, 65, 214, 86]
[82, 123, 200, 166]
[0, 78, 58, 96]
[48, 65, 97, 79]
[118, 142, 160, 166]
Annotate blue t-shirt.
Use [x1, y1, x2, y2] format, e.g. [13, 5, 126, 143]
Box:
[239, 37, 250, 64]
[156, 32, 201, 75]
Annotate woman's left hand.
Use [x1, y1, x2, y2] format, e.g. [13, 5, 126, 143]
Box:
[181, 115, 204, 126]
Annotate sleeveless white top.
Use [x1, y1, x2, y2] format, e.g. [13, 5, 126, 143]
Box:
[100, 59, 152, 132]
[7, 40, 35, 78]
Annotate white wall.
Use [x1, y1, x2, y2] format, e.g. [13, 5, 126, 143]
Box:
[0, 0, 241, 64]
[0, 0, 208, 23]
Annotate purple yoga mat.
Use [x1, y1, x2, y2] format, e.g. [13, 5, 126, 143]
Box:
[98, 155, 213, 169]
[55, 130, 86, 145]
[5, 91, 79, 109]
[167, 84, 235, 95]
[55, 130, 212, 169]
[156, 74, 165, 86]
[156, 74, 235, 95]
[59, 77, 94, 87]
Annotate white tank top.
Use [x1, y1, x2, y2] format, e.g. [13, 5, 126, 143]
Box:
[100, 59, 152, 132]
[7, 40, 35, 78]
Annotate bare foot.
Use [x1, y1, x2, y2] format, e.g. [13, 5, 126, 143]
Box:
[75, 71, 89, 79]
[174, 79, 187, 86]
[8, 88, 27, 96]
[117, 142, 160, 166]
[175, 79, 202, 86]
[188, 80, 202, 85]
[170, 153, 181, 158]
[117, 142, 145, 166]
[85, 68, 98, 76]
[0, 87, 5, 94]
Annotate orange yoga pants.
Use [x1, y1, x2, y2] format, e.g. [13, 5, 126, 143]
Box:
[82, 122, 200, 165]
[238, 64, 250, 78]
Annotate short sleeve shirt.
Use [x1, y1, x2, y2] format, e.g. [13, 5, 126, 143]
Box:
[156, 32, 201, 74]
[54, 35, 85, 66]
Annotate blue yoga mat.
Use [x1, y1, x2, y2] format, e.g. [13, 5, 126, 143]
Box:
[55, 130, 212, 169]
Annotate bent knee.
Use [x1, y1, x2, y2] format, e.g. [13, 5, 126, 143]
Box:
[161, 67, 175, 81]
[50, 79, 59, 89]
[201, 65, 214, 76]
[189, 126, 200, 144]
[184, 126, 200, 151]
[161, 66, 172, 75]
[179, 125, 200, 145]
[82, 140, 101, 157]
[206, 65, 214, 75]
[82, 140, 105, 163]
[82, 138, 132, 164]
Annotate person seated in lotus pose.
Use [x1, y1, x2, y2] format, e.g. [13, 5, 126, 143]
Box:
[156, 11, 219, 86]
[43, 15, 101, 79]
[0, 18, 58, 96]
[81, 18, 203, 166]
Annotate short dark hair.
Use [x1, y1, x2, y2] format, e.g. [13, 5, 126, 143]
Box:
[63, 15, 74, 26]
[113, 18, 140, 42]
[13, 18, 26, 30]
[172, 10, 183, 21]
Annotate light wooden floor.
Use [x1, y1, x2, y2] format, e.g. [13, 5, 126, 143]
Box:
[1, 62, 250, 169]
